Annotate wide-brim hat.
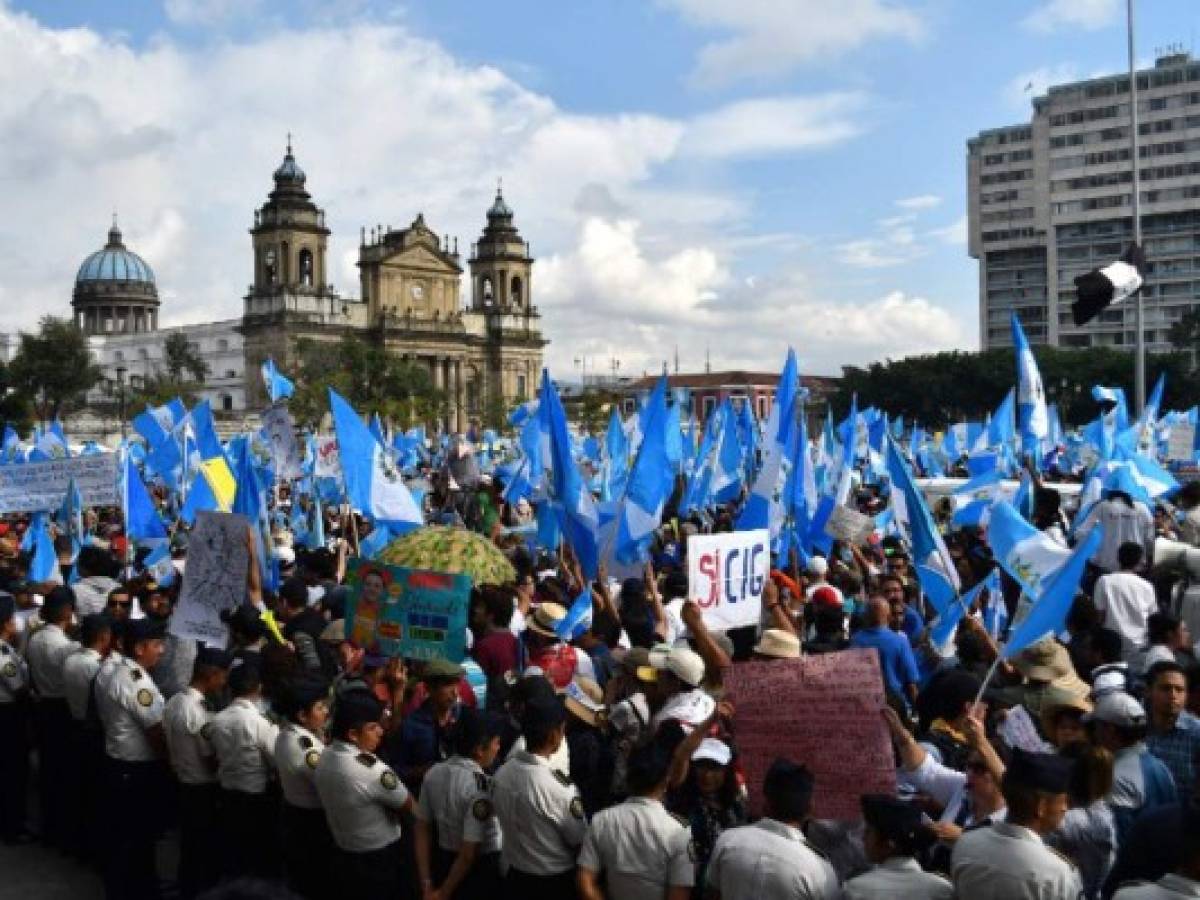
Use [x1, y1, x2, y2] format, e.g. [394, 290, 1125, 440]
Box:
[525, 602, 567, 639]
[563, 676, 605, 727]
[1014, 638, 1073, 683]
[753, 628, 801, 659]
[1039, 687, 1094, 736]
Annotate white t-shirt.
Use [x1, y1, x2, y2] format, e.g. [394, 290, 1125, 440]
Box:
[1094, 572, 1158, 662]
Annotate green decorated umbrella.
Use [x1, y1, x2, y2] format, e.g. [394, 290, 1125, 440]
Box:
[376, 525, 516, 585]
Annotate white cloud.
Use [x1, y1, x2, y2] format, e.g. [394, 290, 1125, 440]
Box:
[929, 215, 967, 246]
[1004, 63, 1081, 109]
[0, 3, 962, 380]
[1022, 0, 1118, 33]
[164, 0, 262, 26]
[837, 214, 922, 268]
[682, 93, 867, 158]
[896, 194, 941, 210]
[662, 0, 924, 86]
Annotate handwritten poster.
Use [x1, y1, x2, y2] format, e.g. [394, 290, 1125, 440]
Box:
[687, 529, 769, 631]
[344, 559, 471, 662]
[261, 403, 303, 480]
[1168, 423, 1196, 462]
[314, 434, 341, 480]
[824, 505, 875, 545]
[0, 454, 118, 513]
[725, 649, 896, 821]
[170, 511, 252, 646]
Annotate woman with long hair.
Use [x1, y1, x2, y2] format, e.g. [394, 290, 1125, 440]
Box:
[1046, 742, 1117, 899]
[670, 738, 746, 897]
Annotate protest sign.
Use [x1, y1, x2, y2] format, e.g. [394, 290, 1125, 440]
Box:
[824, 504, 875, 545]
[1168, 423, 1197, 462]
[687, 529, 768, 631]
[0, 453, 117, 514]
[314, 434, 341, 480]
[725, 649, 896, 820]
[261, 403, 303, 480]
[170, 511, 251, 646]
[345, 559, 471, 662]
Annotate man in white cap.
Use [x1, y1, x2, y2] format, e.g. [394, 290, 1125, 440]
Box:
[648, 645, 714, 734]
[804, 556, 843, 607]
[1088, 690, 1178, 840]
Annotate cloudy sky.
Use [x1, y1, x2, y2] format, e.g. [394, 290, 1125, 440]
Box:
[1, 0, 1194, 377]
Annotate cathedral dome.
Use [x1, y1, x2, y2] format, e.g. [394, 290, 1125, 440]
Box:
[75, 223, 156, 286]
[487, 187, 512, 219]
[274, 139, 306, 184]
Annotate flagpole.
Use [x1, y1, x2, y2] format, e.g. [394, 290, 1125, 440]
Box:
[1127, 0, 1146, 413]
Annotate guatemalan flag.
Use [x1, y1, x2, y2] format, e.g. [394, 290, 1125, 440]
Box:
[736, 349, 799, 537]
[614, 375, 673, 565]
[886, 435, 960, 590]
[329, 389, 422, 532]
[1011, 312, 1048, 461]
[261, 358, 295, 403]
[987, 500, 1071, 598]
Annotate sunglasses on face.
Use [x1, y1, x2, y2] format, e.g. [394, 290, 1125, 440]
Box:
[108, 600, 132, 608]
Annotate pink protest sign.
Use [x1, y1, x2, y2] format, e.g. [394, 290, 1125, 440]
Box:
[725, 648, 896, 821]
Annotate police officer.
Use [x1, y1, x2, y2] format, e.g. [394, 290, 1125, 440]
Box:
[95, 616, 168, 900]
[0, 594, 31, 844]
[208, 661, 280, 880]
[414, 706, 505, 900]
[61, 613, 112, 863]
[706, 759, 839, 900]
[163, 647, 230, 898]
[274, 674, 334, 900]
[842, 795, 951, 899]
[1112, 803, 1200, 897]
[315, 690, 414, 895]
[25, 585, 79, 850]
[950, 748, 1082, 900]
[577, 741, 694, 900]
[492, 692, 588, 899]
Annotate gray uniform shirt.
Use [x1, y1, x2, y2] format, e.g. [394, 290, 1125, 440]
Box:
[314, 740, 410, 852]
[275, 722, 324, 810]
[951, 821, 1083, 900]
[62, 647, 102, 721]
[26, 623, 79, 699]
[416, 755, 501, 854]
[1113, 873, 1200, 898]
[492, 748, 587, 875]
[0, 641, 28, 702]
[842, 857, 953, 900]
[706, 818, 839, 900]
[163, 687, 215, 785]
[96, 657, 165, 761]
[578, 795, 695, 899]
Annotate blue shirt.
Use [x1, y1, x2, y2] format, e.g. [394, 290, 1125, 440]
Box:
[850, 625, 921, 703]
[1147, 711, 1200, 799]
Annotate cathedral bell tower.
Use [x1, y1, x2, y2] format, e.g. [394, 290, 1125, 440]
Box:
[469, 185, 533, 313]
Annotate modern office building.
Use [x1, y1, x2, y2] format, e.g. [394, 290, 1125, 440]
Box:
[969, 51, 1200, 351]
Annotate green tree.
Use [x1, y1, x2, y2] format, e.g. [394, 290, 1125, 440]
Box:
[0, 358, 31, 433]
[288, 334, 447, 430]
[125, 332, 212, 409]
[162, 332, 211, 383]
[9, 316, 102, 423]
[1169, 308, 1200, 370]
[576, 390, 613, 434]
[834, 346, 1200, 429]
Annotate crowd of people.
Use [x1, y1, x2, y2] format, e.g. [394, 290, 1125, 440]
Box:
[1, 466, 1200, 900]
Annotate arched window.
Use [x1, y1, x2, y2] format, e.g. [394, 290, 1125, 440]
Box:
[221, 394, 233, 412]
[482, 277, 493, 304]
[299, 248, 314, 287]
[114, 350, 124, 362]
[218, 338, 229, 352]
[510, 275, 523, 307]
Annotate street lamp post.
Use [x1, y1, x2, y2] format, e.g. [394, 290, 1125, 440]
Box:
[1127, 0, 1146, 413]
[115, 366, 127, 440]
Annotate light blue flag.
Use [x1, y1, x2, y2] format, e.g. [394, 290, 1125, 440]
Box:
[29, 516, 58, 583]
[979, 570, 1007, 639]
[602, 407, 629, 501]
[556, 587, 593, 641]
[988, 388, 1016, 449]
[987, 500, 1072, 597]
[232, 438, 279, 594]
[712, 401, 745, 505]
[664, 401, 683, 475]
[737, 351, 799, 535]
[358, 523, 395, 560]
[1011, 313, 1049, 460]
[928, 597, 967, 651]
[886, 436, 960, 589]
[951, 469, 1005, 528]
[124, 455, 168, 544]
[916, 564, 957, 618]
[1004, 526, 1103, 658]
[143, 543, 176, 589]
[329, 389, 423, 532]
[508, 398, 540, 428]
[537, 371, 600, 577]
[261, 358, 295, 403]
[615, 375, 672, 565]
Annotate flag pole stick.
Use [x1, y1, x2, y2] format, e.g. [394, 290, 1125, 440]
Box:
[972, 653, 1004, 710]
[1127, 0, 1146, 414]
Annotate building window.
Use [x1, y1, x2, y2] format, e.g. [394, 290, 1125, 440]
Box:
[510, 276, 523, 307]
[225, 369, 236, 379]
[139, 348, 149, 359]
[481, 277, 494, 304]
[221, 394, 233, 412]
[218, 338, 229, 351]
[299, 248, 314, 287]
[702, 396, 716, 419]
[516, 374, 527, 399]
[114, 350, 124, 362]
[757, 395, 768, 419]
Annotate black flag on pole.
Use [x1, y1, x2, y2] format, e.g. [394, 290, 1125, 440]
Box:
[1071, 243, 1146, 326]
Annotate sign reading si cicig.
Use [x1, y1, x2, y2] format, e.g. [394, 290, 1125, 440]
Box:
[687, 529, 770, 631]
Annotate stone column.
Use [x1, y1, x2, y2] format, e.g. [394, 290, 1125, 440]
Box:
[431, 356, 445, 433]
[453, 359, 465, 433]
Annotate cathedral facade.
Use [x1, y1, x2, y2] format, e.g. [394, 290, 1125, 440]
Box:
[74, 142, 547, 433]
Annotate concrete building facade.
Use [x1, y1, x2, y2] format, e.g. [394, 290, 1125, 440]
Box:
[969, 51, 1200, 351]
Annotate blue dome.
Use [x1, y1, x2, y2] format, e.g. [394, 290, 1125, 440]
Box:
[75, 225, 155, 285]
[488, 187, 512, 218]
[274, 142, 306, 183]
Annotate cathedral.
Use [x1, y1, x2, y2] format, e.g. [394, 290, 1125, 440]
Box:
[72, 142, 547, 433]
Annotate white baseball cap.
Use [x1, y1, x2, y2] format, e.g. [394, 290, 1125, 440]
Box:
[692, 738, 732, 766]
[665, 647, 706, 688]
[1084, 692, 1146, 728]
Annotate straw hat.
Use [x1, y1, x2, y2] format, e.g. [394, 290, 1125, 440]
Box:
[525, 602, 567, 639]
[753, 628, 802, 659]
[563, 676, 605, 727]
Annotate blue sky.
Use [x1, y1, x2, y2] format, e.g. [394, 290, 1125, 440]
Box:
[2, 0, 1197, 376]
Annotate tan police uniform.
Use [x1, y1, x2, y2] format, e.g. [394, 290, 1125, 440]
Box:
[951, 821, 1083, 900]
[0, 639, 30, 841]
[26, 620, 79, 848]
[275, 722, 333, 897]
[208, 695, 280, 879]
[416, 754, 502, 898]
[706, 818, 840, 900]
[62, 647, 102, 722]
[578, 795, 695, 900]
